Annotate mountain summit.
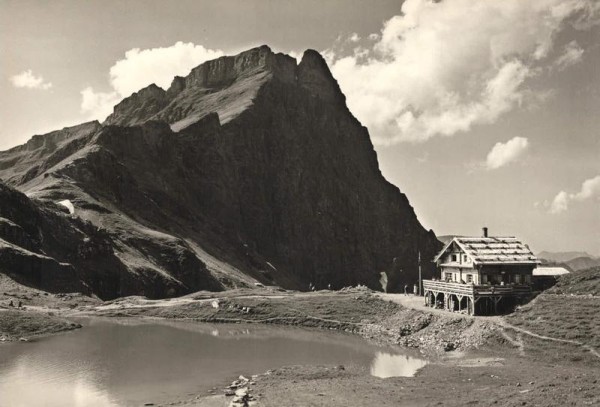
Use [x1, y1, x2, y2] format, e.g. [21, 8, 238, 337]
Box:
[0, 46, 440, 299]
[104, 46, 345, 129]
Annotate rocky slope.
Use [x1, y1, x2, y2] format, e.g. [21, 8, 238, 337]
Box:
[0, 182, 223, 298]
[0, 46, 440, 299]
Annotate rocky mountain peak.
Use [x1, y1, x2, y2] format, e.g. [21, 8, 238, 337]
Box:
[104, 47, 346, 130]
[298, 49, 346, 105]
[184, 45, 296, 88]
[105, 84, 168, 127]
[166, 76, 186, 98]
[0, 45, 441, 299]
[15, 121, 101, 153]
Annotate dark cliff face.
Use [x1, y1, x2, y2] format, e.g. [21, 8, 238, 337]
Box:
[0, 46, 441, 298]
[104, 46, 297, 129]
[0, 182, 223, 299]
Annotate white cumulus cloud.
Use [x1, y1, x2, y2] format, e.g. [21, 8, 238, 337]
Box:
[80, 87, 120, 122]
[326, 0, 600, 145]
[10, 69, 53, 90]
[81, 41, 223, 120]
[485, 137, 529, 170]
[549, 175, 600, 214]
[554, 41, 584, 71]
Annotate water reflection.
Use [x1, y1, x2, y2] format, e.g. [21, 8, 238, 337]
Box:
[0, 356, 118, 407]
[0, 318, 428, 406]
[370, 351, 428, 378]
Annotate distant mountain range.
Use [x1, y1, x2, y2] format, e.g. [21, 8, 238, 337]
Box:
[537, 251, 596, 263]
[537, 251, 600, 272]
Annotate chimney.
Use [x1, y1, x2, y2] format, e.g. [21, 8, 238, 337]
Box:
[482, 227, 488, 238]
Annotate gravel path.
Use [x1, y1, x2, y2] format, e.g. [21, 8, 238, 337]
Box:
[376, 293, 473, 319]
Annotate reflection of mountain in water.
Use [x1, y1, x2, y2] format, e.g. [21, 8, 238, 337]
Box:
[370, 351, 428, 378]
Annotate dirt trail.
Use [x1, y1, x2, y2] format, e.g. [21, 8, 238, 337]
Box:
[496, 318, 600, 359]
[379, 293, 600, 359]
[377, 293, 472, 318]
[91, 291, 290, 312]
[497, 329, 526, 356]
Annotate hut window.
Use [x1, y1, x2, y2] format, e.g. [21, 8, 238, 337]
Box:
[463, 255, 468, 262]
[514, 274, 522, 283]
[451, 254, 457, 262]
[467, 274, 473, 283]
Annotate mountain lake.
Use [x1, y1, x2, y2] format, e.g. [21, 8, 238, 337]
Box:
[0, 317, 428, 406]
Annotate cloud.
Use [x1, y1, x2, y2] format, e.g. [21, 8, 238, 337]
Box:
[554, 41, 584, 71]
[80, 87, 120, 121]
[325, 0, 600, 145]
[10, 70, 52, 90]
[549, 175, 600, 214]
[81, 41, 223, 120]
[549, 191, 570, 214]
[485, 136, 529, 170]
[109, 42, 223, 97]
[288, 50, 303, 63]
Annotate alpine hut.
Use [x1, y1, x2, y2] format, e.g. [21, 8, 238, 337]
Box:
[423, 228, 540, 315]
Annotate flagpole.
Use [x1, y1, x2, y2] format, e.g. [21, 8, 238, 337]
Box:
[418, 250, 422, 296]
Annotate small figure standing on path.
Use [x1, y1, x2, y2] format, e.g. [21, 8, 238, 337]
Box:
[9, 300, 14, 307]
[18, 301, 22, 308]
[404, 284, 408, 296]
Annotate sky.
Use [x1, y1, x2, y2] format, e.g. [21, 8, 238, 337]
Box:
[1, 0, 599, 255]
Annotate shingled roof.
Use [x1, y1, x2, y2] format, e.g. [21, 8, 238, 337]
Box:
[434, 236, 540, 265]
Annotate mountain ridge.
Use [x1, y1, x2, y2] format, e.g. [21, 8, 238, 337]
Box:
[0, 46, 441, 299]
[103, 46, 345, 132]
[537, 250, 597, 263]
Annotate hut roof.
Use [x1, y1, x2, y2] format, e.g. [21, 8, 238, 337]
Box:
[434, 236, 540, 265]
[533, 267, 570, 276]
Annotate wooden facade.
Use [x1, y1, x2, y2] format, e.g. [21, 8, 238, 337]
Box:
[423, 231, 540, 315]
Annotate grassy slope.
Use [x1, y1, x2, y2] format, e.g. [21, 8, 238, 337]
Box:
[0, 273, 95, 341]
[0, 309, 80, 341]
[506, 267, 600, 365]
[95, 289, 401, 332]
[547, 266, 600, 295]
